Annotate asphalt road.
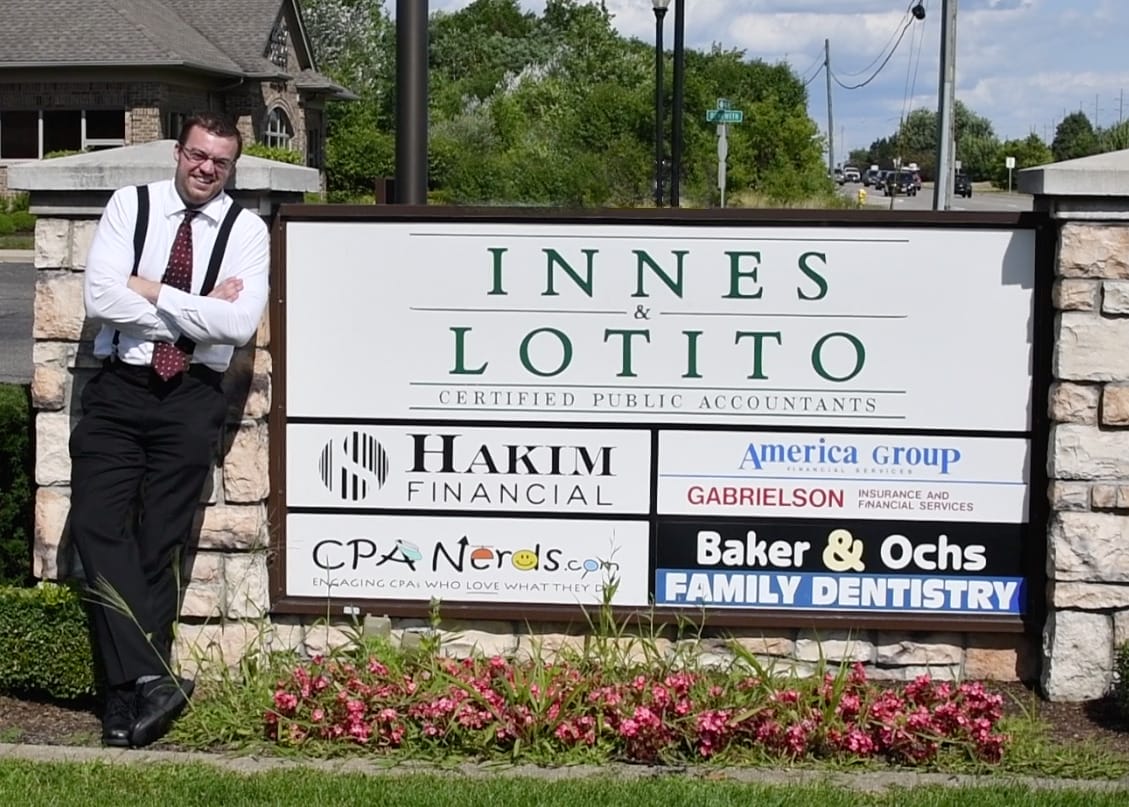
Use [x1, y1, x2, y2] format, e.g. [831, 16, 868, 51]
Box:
[845, 182, 1034, 212]
[0, 258, 33, 386]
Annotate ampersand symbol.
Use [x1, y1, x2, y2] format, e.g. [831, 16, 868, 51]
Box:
[634, 305, 651, 320]
[822, 528, 865, 572]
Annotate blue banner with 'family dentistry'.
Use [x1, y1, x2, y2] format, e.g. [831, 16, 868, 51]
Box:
[655, 569, 1024, 613]
[654, 517, 1028, 614]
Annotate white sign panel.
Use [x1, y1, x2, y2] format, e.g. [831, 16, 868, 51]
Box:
[285, 514, 650, 606]
[657, 431, 1029, 523]
[286, 221, 1035, 430]
[287, 425, 652, 514]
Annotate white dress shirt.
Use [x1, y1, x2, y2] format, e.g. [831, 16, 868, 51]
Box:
[84, 179, 270, 372]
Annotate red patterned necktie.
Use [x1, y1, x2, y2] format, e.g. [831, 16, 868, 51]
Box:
[152, 209, 197, 380]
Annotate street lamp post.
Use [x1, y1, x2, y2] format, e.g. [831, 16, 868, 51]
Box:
[670, 0, 685, 207]
[652, 0, 671, 207]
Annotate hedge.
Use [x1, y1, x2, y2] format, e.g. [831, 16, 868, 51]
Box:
[0, 384, 32, 585]
[0, 582, 94, 699]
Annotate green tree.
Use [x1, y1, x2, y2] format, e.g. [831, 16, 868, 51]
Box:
[1098, 120, 1129, 152]
[302, 0, 395, 104]
[1052, 112, 1100, 161]
[870, 101, 997, 179]
[990, 133, 1053, 188]
[307, 0, 830, 206]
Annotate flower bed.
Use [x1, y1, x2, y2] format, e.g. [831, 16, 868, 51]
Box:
[265, 651, 1006, 765]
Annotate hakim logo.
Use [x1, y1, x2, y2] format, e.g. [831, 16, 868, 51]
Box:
[318, 431, 390, 501]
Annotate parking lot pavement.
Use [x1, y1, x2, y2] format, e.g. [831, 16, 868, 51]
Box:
[0, 260, 34, 385]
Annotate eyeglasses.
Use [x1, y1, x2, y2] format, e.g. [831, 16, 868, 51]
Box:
[179, 146, 236, 172]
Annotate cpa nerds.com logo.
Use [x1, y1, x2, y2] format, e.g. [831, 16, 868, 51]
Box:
[318, 430, 389, 501]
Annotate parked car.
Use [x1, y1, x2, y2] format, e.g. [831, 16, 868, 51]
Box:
[884, 170, 917, 196]
[833, 167, 845, 185]
[842, 165, 861, 183]
[954, 172, 972, 198]
[863, 168, 882, 187]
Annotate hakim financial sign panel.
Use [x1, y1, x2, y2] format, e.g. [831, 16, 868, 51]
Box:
[275, 210, 1042, 630]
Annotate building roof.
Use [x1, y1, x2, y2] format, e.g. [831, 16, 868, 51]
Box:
[0, 0, 353, 97]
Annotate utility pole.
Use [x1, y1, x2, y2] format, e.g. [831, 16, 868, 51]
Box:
[825, 38, 834, 175]
[932, 0, 957, 211]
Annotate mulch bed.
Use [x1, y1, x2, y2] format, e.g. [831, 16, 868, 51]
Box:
[1, 682, 1128, 756]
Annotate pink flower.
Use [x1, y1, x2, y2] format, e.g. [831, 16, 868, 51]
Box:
[272, 691, 298, 713]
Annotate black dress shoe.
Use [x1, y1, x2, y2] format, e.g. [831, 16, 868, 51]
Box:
[129, 676, 195, 748]
[101, 688, 135, 747]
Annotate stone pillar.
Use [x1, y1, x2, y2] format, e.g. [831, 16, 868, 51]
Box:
[1020, 149, 1129, 700]
[8, 141, 319, 673]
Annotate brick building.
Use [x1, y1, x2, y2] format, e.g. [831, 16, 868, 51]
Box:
[0, 0, 354, 195]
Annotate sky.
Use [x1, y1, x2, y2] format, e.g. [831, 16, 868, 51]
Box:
[428, 0, 1129, 161]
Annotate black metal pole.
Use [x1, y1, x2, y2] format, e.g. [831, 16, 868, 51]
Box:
[396, 0, 428, 204]
[671, 0, 685, 207]
[653, 7, 667, 207]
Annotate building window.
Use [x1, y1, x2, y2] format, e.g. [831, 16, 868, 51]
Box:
[263, 107, 293, 149]
[166, 112, 187, 141]
[0, 109, 124, 158]
[268, 17, 289, 70]
[0, 111, 39, 159]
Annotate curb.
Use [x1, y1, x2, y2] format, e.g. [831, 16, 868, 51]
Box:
[1, 743, 1127, 793]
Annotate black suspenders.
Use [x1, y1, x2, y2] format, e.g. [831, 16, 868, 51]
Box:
[113, 184, 244, 358]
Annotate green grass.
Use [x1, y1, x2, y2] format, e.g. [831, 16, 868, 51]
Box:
[0, 761, 1125, 806]
[0, 233, 32, 250]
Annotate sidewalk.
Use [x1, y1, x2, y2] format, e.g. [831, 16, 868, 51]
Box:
[0, 249, 33, 263]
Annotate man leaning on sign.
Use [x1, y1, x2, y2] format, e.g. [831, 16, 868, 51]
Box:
[68, 112, 269, 748]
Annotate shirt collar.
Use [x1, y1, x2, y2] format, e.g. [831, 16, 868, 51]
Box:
[161, 179, 229, 225]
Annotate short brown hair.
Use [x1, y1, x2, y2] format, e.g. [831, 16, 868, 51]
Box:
[177, 112, 243, 158]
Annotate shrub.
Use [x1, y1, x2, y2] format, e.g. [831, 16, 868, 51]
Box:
[2, 192, 30, 214]
[0, 214, 15, 236]
[242, 143, 303, 165]
[1116, 641, 1129, 719]
[0, 582, 94, 700]
[10, 210, 35, 232]
[0, 384, 32, 586]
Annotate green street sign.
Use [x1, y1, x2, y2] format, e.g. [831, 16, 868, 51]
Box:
[706, 109, 744, 124]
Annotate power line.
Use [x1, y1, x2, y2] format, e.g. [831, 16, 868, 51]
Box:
[836, 1, 917, 78]
[831, 16, 916, 90]
[899, 0, 929, 124]
[797, 51, 824, 84]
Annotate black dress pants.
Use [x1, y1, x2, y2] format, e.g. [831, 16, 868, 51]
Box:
[69, 362, 226, 687]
